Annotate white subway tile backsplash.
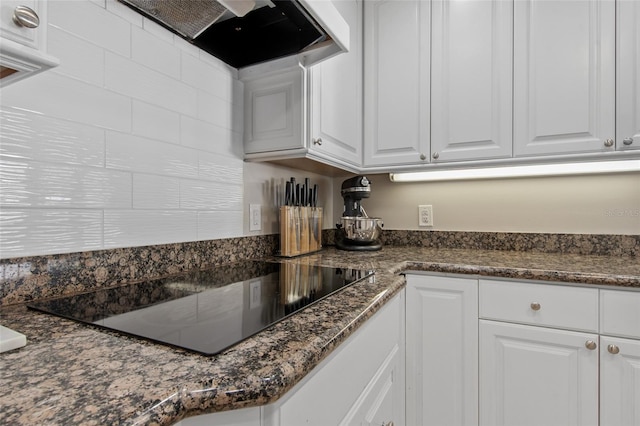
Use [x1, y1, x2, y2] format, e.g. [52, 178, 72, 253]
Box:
[105, 0, 144, 26]
[106, 132, 199, 178]
[0, 209, 103, 258]
[105, 52, 197, 116]
[132, 26, 181, 79]
[48, 26, 105, 86]
[181, 53, 233, 102]
[180, 116, 239, 155]
[197, 91, 234, 130]
[197, 211, 243, 240]
[141, 17, 175, 44]
[0, 0, 250, 257]
[0, 107, 105, 167]
[48, 0, 131, 57]
[198, 152, 243, 183]
[0, 160, 131, 208]
[1, 73, 132, 132]
[104, 210, 198, 248]
[180, 179, 243, 210]
[133, 174, 180, 209]
[132, 101, 180, 144]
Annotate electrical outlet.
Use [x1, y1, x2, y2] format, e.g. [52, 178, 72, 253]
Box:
[249, 204, 261, 231]
[418, 205, 433, 227]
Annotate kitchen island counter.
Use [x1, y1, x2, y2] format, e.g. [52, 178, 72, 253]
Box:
[1, 246, 639, 425]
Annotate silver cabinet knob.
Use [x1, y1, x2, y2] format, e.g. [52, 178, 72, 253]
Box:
[432, 152, 440, 160]
[312, 137, 322, 146]
[12, 5, 39, 29]
[604, 138, 614, 147]
[623, 138, 634, 146]
[585, 340, 597, 350]
[608, 344, 620, 354]
[530, 302, 541, 311]
[419, 153, 427, 160]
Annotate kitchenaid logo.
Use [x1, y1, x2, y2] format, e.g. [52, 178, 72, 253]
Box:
[604, 208, 640, 217]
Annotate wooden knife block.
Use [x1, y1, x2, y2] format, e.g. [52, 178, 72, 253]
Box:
[280, 206, 323, 257]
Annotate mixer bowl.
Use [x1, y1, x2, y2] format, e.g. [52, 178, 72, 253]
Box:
[340, 217, 383, 243]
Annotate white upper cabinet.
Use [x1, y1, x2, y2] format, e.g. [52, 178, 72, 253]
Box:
[616, 0, 640, 151]
[431, 0, 513, 163]
[308, 0, 363, 167]
[0, 0, 58, 87]
[363, 0, 430, 167]
[513, 0, 616, 157]
[241, 0, 362, 172]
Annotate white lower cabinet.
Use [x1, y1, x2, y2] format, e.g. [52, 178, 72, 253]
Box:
[600, 336, 640, 426]
[405, 274, 478, 426]
[178, 290, 405, 426]
[599, 289, 640, 426]
[479, 320, 599, 426]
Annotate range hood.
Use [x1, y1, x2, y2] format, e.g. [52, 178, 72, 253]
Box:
[117, 0, 349, 69]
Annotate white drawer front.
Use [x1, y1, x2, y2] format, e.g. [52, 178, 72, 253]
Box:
[600, 289, 640, 339]
[479, 279, 599, 332]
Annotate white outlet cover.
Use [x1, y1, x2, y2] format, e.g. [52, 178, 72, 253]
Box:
[418, 205, 433, 227]
[249, 204, 261, 231]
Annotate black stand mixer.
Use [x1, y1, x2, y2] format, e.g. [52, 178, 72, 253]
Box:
[336, 176, 383, 251]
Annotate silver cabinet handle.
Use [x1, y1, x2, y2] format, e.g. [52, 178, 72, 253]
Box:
[608, 344, 620, 354]
[623, 138, 634, 146]
[585, 340, 597, 350]
[12, 5, 39, 29]
[530, 302, 541, 311]
[312, 137, 322, 146]
[419, 153, 427, 160]
[604, 138, 614, 147]
[432, 152, 440, 160]
[382, 422, 395, 426]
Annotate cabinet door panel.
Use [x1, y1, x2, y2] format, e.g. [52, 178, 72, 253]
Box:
[431, 0, 512, 162]
[513, 0, 615, 156]
[600, 336, 640, 426]
[406, 274, 478, 426]
[480, 320, 598, 426]
[617, 0, 640, 151]
[243, 66, 305, 153]
[364, 0, 430, 166]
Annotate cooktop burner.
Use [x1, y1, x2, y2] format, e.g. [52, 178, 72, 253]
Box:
[27, 261, 374, 356]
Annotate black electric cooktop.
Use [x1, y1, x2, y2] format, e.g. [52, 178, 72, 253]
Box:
[28, 261, 374, 356]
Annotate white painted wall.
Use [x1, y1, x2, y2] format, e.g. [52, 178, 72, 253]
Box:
[0, 0, 246, 258]
[340, 173, 640, 235]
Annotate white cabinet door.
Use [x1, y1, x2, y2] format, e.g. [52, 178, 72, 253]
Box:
[0, 0, 42, 49]
[243, 64, 306, 154]
[339, 344, 404, 426]
[479, 320, 599, 426]
[513, 0, 615, 157]
[430, 0, 512, 163]
[309, 0, 363, 167]
[363, 0, 430, 167]
[617, 0, 640, 151]
[406, 274, 478, 426]
[600, 336, 640, 426]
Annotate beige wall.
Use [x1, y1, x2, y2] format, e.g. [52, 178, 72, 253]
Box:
[332, 172, 640, 235]
[243, 162, 335, 235]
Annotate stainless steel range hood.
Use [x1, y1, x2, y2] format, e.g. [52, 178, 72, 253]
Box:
[117, 0, 349, 69]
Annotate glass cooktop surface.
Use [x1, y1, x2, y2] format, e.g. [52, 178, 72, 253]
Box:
[27, 261, 374, 356]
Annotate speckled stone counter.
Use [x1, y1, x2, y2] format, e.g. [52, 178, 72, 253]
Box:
[1, 246, 639, 425]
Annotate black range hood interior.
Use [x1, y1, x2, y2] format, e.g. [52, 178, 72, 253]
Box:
[118, 0, 327, 69]
[195, 1, 326, 68]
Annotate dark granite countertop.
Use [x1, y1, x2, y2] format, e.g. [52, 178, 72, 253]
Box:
[1, 246, 639, 425]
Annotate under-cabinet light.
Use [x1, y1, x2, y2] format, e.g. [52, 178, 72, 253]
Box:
[389, 159, 640, 182]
